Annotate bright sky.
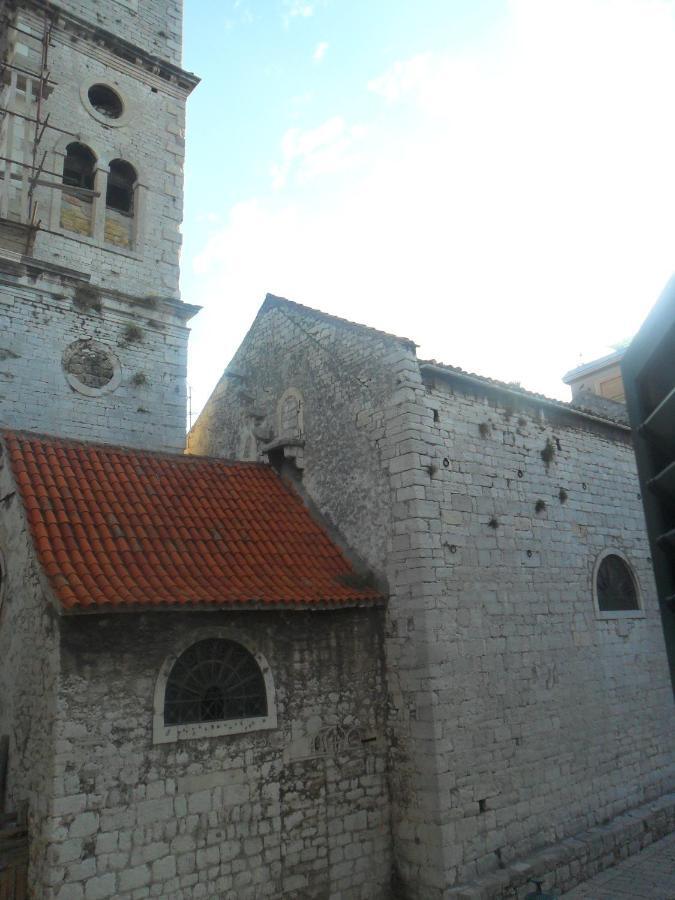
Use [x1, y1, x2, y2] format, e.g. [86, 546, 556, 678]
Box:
[181, 0, 675, 422]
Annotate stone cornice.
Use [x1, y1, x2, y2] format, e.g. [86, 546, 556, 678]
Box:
[8, 0, 200, 96]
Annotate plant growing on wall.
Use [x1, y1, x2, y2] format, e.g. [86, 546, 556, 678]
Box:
[541, 437, 556, 468]
[122, 323, 143, 344]
[73, 284, 102, 314]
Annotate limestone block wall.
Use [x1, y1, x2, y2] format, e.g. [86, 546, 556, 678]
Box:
[0, 266, 190, 451]
[43, 609, 390, 900]
[392, 370, 675, 891]
[51, 0, 183, 67]
[0, 440, 59, 888]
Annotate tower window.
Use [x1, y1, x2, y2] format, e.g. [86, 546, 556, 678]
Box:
[87, 84, 123, 119]
[62, 143, 96, 190]
[106, 159, 136, 215]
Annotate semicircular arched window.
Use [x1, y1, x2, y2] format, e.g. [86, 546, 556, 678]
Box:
[595, 552, 640, 613]
[164, 638, 268, 726]
[61, 142, 97, 236]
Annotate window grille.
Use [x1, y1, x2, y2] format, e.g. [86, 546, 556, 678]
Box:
[163, 639, 267, 726]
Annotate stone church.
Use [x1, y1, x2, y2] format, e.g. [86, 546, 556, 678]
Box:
[0, 1, 672, 899]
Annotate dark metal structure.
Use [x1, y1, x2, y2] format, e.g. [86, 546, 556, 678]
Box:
[622, 276, 675, 692]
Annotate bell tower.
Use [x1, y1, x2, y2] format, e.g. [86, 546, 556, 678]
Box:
[0, 0, 199, 451]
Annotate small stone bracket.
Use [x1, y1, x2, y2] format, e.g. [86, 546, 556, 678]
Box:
[261, 437, 305, 470]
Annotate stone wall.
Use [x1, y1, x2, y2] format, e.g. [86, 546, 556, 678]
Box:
[44, 608, 390, 900]
[406, 368, 675, 892]
[0, 439, 59, 889]
[0, 265, 192, 451]
[51, 0, 183, 69]
[190, 298, 675, 897]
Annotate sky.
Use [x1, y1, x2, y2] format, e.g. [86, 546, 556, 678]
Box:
[180, 0, 675, 423]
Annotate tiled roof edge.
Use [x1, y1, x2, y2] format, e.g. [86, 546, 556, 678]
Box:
[419, 361, 630, 431]
[2, 429, 265, 468]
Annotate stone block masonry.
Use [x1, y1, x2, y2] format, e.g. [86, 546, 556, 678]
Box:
[0, 265, 194, 452]
[45, 609, 391, 900]
[190, 296, 675, 897]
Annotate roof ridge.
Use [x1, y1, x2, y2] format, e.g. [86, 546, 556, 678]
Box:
[2, 429, 266, 468]
[262, 293, 417, 349]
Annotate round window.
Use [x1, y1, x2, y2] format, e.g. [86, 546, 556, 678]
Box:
[62, 339, 121, 397]
[87, 84, 123, 119]
[595, 553, 639, 612]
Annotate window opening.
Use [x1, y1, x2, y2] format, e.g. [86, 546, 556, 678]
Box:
[62, 143, 96, 190]
[106, 159, 136, 215]
[87, 84, 123, 119]
[164, 639, 267, 726]
[596, 554, 639, 612]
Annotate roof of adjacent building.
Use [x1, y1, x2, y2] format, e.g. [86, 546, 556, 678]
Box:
[4, 431, 383, 613]
[562, 349, 625, 384]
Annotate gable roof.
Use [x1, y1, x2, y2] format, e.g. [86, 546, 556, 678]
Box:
[257, 295, 628, 429]
[4, 431, 383, 613]
[261, 293, 417, 349]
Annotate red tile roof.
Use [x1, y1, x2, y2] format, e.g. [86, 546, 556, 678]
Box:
[4, 432, 383, 612]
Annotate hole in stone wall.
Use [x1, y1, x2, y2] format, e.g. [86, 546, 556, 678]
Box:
[479, 799, 487, 813]
[432, 408, 439, 422]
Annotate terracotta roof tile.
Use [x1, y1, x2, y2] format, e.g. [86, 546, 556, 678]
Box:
[4, 431, 383, 613]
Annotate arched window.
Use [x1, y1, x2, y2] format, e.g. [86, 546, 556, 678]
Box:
[594, 551, 641, 614]
[62, 142, 96, 190]
[277, 388, 304, 440]
[61, 143, 96, 235]
[105, 159, 137, 248]
[106, 159, 136, 214]
[154, 636, 276, 743]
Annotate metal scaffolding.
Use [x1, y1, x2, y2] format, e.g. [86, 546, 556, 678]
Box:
[0, 7, 80, 254]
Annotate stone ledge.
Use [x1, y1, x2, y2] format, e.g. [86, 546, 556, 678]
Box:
[447, 791, 675, 899]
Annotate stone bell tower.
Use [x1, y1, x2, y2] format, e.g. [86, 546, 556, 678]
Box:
[0, 0, 199, 451]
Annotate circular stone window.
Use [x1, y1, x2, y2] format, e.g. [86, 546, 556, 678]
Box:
[87, 84, 123, 119]
[62, 339, 121, 397]
[594, 551, 640, 613]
